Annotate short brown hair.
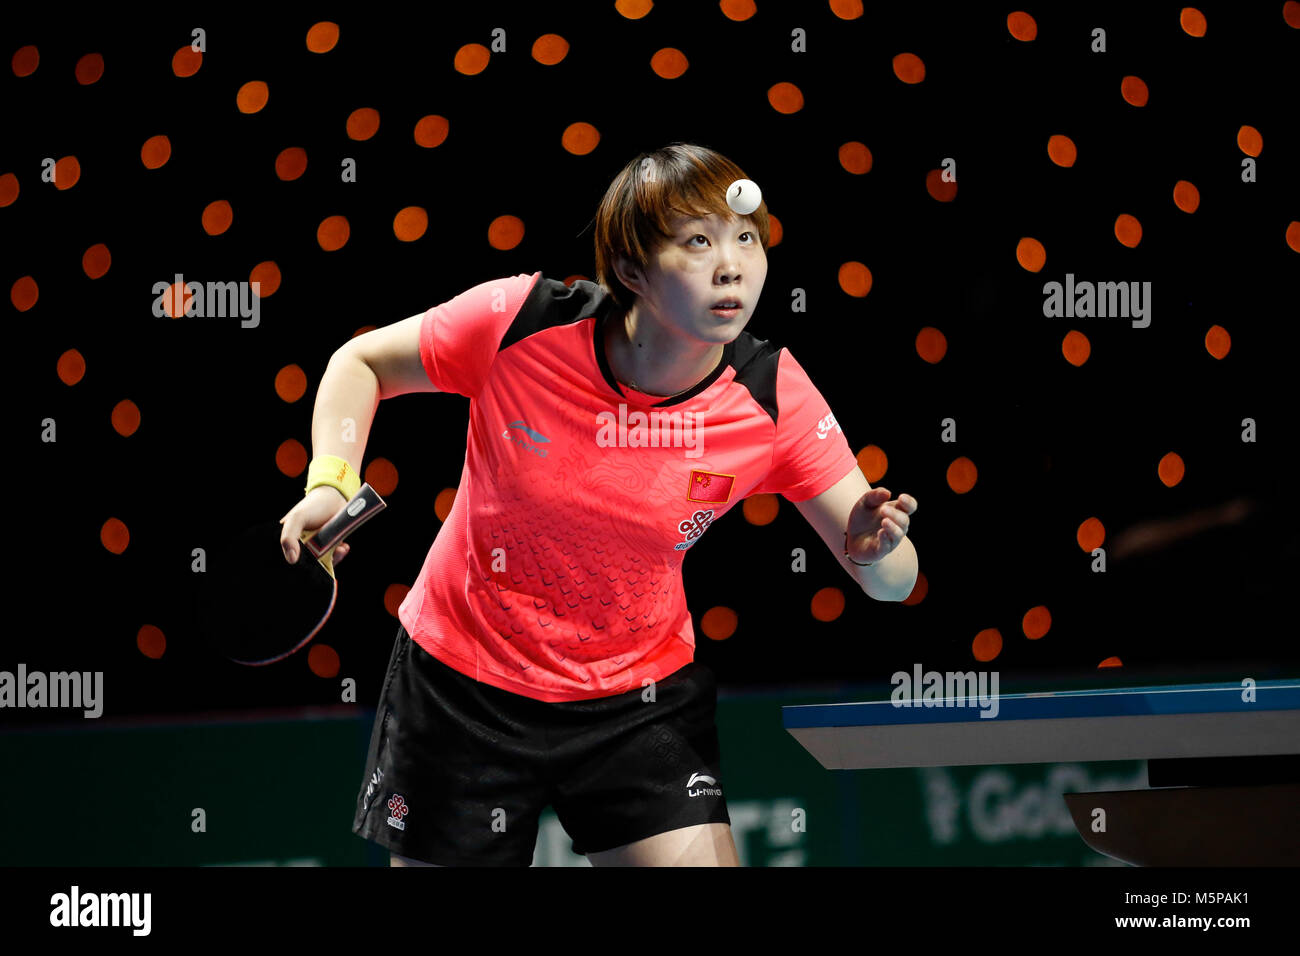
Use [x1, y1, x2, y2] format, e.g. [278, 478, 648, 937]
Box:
[593, 142, 771, 311]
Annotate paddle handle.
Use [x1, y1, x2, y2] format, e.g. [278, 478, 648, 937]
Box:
[303, 483, 387, 558]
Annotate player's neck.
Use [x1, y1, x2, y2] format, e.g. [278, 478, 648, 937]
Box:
[605, 305, 723, 398]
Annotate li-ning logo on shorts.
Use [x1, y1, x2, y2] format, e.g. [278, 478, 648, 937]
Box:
[386, 794, 410, 831]
[815, 412, 842, 440]
[686, 772, 722, 798]
[362, 768, 384, 812]
[674, 509, 715, 551]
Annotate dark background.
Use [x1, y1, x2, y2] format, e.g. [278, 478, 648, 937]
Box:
[5, 0, 1297, 724]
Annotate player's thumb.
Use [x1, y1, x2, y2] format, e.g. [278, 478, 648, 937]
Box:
[279, 513, 306, 564]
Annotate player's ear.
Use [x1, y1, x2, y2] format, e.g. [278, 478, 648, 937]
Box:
[612, 253, 644, 297]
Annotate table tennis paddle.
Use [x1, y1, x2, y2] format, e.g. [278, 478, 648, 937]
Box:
[193, 483, 387, 666]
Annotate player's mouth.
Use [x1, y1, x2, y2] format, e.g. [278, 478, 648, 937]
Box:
[710, 298, 743, 318]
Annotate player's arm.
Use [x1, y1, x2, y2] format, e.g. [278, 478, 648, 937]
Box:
[792, 467, 918, 602]
[338, 313, 441, 399]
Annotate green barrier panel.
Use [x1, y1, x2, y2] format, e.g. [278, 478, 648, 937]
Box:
[0, 693, 1140, 866]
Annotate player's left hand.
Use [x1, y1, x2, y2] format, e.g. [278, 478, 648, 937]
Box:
[845, 487, 917, 565]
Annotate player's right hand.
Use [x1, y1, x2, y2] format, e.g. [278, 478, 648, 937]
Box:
[279, 485, 352, 565]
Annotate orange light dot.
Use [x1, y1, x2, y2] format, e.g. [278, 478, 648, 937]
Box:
[202, 200, 233, 236]
[172, 46, 201, 77]
[767, 81, 804, 113]
[947, 457, 977, 494]
[1205, 324, 1231, 358]
[768, 214, 783, 247]
[346, 108, 380, 141]
[434, 488, 456, 522]
[365, 458, 399, 496]
[454, 43, 490, 75]
[137, 625, 166, 659]
[1007, 11, 1038, 41]
[839, 141, 872, 174]
[0, 171, 17, 206]
[53, 156, 81, 190]
[742, 493, 779, 525]
[1022, 606, 1051, 640]
[1077, 517, 1105, 552]
[308, 644, 340, 678]
[925, 168, 957, 202]
[720, 0, 757, 20]
[415, 115, 449, 148]
[75, 53, 104, 85]
[488, 215, 525, 250]
[562, 122, 600, 156]
[1157, 452, 1185, 487]
[82, 243, 111, 279]
[250, 261, 281, 297]
[111, 399, 141, 436]
[1236, 125, 1262, 157]
[276, 439, 308, 477]
[1062, 330, 1091, 366]
[12, 45, 39, 77]
[701, 606, 738, 640]
[892, 52, 925, 84]
[161, 280, 192, 318]
[1098, 656, 1123, 668]
[1121, 75, 1149, 106]
[1286, 1, 1300, 28]
[1180, 7, 1207, 36]
[972, 628, 1002, 662]
[384, 584, 411, 618]
[141, 135, 171, 169]
[532, 33, 570, 64]
[901, 570, 928, 605]
[275, 365, 307, 402]
[915, 326, 947, 364]
[101, 517, 129, 554]
[318, 215, 351, 251]
[1114, 213, 1142, 247]
[1173, 179, 1199, 213]
[1016, 237, 1046, 272]
[11, 275, 38, 311]
[236, 80, 269, 113]
[616, 0, 654, 18]
[352, 326, 377, 338]
[306, 22, 340, 54]
[1047, 134, 1077, 167]
[650, 48, 689, 79]
[275, 147, 307, 180]
[1287, 221, 1300, 253]
[394, 206, 428, 242]
[838, 261, 872, 297]
[811, 587, 845, 622]
[57, 349, 86, 385]
[856, 445, 888, 483]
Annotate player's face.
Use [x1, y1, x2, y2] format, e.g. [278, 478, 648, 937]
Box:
[641, 210, 767, 343]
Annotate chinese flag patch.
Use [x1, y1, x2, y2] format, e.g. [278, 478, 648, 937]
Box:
[687, 469, 735, 503]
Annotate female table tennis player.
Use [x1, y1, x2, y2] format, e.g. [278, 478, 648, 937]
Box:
[280, 143, 918, 866]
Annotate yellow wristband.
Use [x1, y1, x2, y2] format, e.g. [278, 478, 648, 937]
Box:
[305, 455, 360, 503]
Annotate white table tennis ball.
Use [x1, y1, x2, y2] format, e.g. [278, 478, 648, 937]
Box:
[726, 179, 761, 216]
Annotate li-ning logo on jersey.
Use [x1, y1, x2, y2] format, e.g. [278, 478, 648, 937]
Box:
[686, 772, 722, 797]
[674, 509, 715, 550]
[362, 768, 384, 812]
[816, 412, 842, 440]
[386, 794, 410, 831]
[502, 419, 550, 458]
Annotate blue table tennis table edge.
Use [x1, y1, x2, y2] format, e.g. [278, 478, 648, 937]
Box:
[782, 679, 1300, 728]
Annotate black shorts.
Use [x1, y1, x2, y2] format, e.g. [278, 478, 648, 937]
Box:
[351, 625, 730, 866]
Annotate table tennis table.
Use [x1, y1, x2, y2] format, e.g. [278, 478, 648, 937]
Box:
[783, 678, 1300, 865]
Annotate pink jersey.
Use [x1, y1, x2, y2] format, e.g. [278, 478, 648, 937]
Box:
[397, 272, 859, 701]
